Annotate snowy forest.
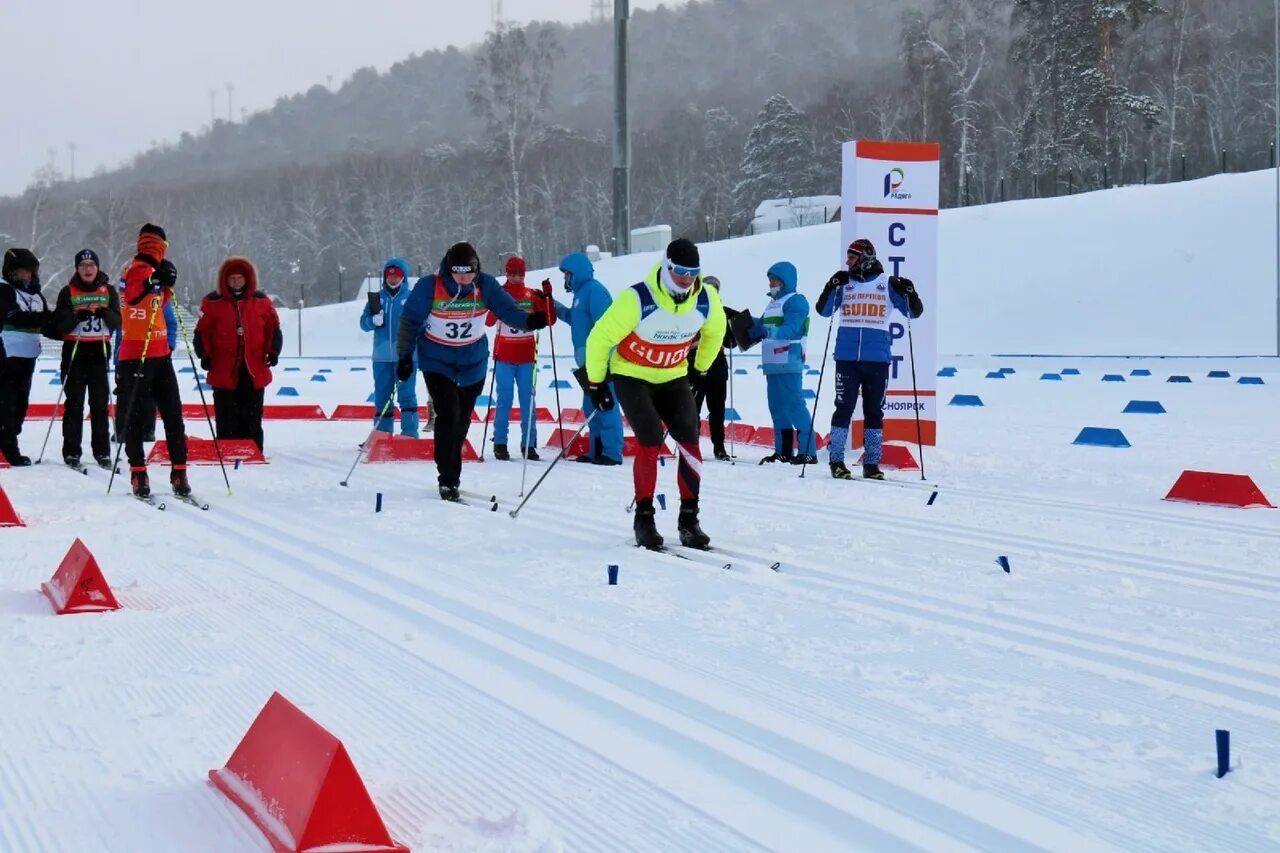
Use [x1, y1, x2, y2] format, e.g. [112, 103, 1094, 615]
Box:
[0, 0, 1274, 308]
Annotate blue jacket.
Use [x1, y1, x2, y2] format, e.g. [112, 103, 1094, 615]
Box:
[551, 252, 613, 368]
[359, 257, 412, 363]
[817, 270, 919, 363]
[751, 261, 810, 375]
[397, 258, 531, 387]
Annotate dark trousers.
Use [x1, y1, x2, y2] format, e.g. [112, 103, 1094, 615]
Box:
[614, 374, 703, 503]
[831, 360, 890, 429]
[694, 354, 728, 449]
[424, 371, 484, 488]
[61, 342, 111, 459]
[117, 356, 187, 468]
[0, 356, 36, 460]
[213, 365, 265, 450]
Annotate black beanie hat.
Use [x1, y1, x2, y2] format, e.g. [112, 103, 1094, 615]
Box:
[666, 238, 700, 268]
[139, 223, 167, 241]
[444, 241, 479, 275]
[2, 247, 39, 279]
[75, 248, 100, 267]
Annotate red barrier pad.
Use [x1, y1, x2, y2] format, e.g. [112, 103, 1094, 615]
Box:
[41, 537, 119, 614]
[858, 443, 920, 470]
[559, 407, 586, 424]
[1164, 470, 1274, 508]
[262, 404, 327, 420]
[181, 403, 213, 420]
[26, 403, 68, 418]
[209, 692, 408, 853]
[0, 484, 24, 526]
[329, 404, 376, 421]
[545, 428, 590, 456]
[148, 437, 267, 465]
[749, 426, 776, 448]
[623, 435, 672, 457]
[363, 432, 478, 462]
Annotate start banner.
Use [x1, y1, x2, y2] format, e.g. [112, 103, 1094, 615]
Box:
[840, 140, 940, 446]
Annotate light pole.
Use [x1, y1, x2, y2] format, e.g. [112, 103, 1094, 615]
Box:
[1274, 0, 1279, 356]
[613, 0, 631, 256]
[337, 264, 345, 302]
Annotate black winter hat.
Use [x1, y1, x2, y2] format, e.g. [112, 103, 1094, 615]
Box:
[2, 247, 39, 279]
[75, 248, 100, 267]
[666, 238, 700, 268]
[139, 222, 167, 241]
[444, 241, 479, 275]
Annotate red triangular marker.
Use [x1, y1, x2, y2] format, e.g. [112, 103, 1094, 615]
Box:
[41, 538, 120, 614]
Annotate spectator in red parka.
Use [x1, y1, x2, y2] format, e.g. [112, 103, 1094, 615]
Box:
[194, 256, 282, 451]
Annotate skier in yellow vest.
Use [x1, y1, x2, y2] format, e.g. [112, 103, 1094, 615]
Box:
[582, 238, 726, 550]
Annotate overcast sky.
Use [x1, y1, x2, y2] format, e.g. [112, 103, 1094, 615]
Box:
[0, 0, 682, 197]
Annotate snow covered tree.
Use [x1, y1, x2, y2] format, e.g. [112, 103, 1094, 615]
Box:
[733, 94, 822, 220]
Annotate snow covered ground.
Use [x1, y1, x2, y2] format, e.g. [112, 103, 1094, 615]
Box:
[2, 172, 1280, 852]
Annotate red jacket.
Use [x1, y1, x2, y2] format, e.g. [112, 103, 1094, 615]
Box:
[485, 280, 555, 364]
[194, 257, 282, 391]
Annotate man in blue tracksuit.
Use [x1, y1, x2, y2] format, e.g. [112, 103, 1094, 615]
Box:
[816, 238, 924, 480]
[550, 251, 623, 464]
[734, 261, 816, 465]
[396, 241, 548, 501]
[359, 258, 419, 437]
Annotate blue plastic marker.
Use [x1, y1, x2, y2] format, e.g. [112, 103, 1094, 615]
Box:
[375, 492, 383, 513]
[234, 459, 241, 470]
[927, 490, 938, 506]
[1216, 730, 1230, 778]
[996, 555, 1010, 573]
[607, 564, 619, 585]
[656, 494, 666, 511]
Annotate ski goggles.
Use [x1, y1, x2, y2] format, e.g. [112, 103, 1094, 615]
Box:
[667, 262, 700, 279]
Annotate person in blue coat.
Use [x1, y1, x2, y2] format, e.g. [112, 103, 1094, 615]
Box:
[733, 261, 816, 464]
[396, 242, 548, 501]
[359, 258, 419, 437]
[550, 251, 623, 464]
[815, 238, 924, 480]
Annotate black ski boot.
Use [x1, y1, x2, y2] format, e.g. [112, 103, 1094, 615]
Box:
[170, 465, 191, 497]
[439, 484, 463, 502]
[758, 428, 795, 464]
[94, 454, 113, 470]
[713, 444, 732, 461]
[677, 499, 712, 549]
[592, 456, 621, 466]
[130, 467, 150, 498]
[64, 454, 82, 468]
[830, 461, 854, 480]
[633, 498, 664, 550]
[862, 463, 885, 480]
[791, 454, 818, 465]
[521, 446, 540, 461]
[493, 443, 510, 461]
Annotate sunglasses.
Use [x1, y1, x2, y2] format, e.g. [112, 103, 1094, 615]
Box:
[668, 263, 700, 278]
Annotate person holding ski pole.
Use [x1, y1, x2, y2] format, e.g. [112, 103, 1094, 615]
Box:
[688, 274, 735, 461]
[815, 238, 924, 480]
[485, 255, 555, 460]
[551, 251, 623, 465]
[359, 258, 419, 438]
[728, 261, 816, 465]
[51, 249, 120, 468]
[582, 238, 726, 550]
[395, 241, 548, 503]
[112, 260, 176, 444]
[115, 223, 191, 498]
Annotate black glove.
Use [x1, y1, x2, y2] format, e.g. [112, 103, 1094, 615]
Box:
[75, 309, 93, 322]
[395, 354, 415, 382]
[153, 259, 178, 289]
[888, 275, 915, 296]
[267, 351, 278, 367]
[525, 310, 548, 331]
[688, 371, 705, 399]
[572, 367, 615, 412]
[200, 356, 211, 371]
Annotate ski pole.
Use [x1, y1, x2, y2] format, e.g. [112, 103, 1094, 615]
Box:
[544, 282, 565, 440]
[799, 311, 836, 480]
[905, 307, 926, 481]
[108, 293, 164, 494]
[508, 408, 598, 519]
[38, 337, 79, 464]
[339, 384, 398, 486]
[520, 334, 539, 497]
[477, 357, 497, 460]
[174, 307, 232, 495]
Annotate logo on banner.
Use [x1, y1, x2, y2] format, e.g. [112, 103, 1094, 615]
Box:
[883, 167, 912, 201]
